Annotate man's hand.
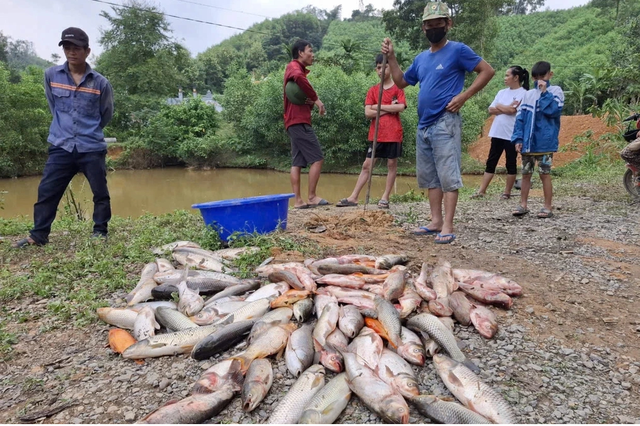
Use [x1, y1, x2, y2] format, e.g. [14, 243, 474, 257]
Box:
[537, 80, 547, 93]
[315, 99, 326, 116]
[381, 38, 395, 58]
[515, 143, 522, 153]
[305, 98, 315, 105]
[446, 93, 470, 113]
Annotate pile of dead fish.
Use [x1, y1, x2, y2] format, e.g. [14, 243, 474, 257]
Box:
[97, 241, 523, 424]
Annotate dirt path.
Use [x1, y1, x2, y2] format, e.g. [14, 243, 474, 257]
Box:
[1, 194, 639, 424]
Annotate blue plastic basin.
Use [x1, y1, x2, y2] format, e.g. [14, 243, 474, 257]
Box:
[192, 193, 295, 241]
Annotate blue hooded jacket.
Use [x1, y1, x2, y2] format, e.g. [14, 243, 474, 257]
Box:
[511, 84, 564, 153]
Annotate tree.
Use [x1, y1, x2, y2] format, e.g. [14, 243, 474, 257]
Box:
[499, 0, 545, 15]
[96, 0, 193, 97]
[0, 32, 8, 64]
[261, 12, 324, 62]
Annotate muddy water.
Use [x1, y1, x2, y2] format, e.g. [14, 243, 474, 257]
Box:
[0, 168, 482, 219]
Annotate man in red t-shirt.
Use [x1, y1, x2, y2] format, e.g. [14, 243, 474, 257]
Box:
[337, 54, 406, 209]
[283, 39, 328, 209]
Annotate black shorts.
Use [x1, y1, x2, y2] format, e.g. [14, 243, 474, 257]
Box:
[286, 123, 324, 168]
[366, 142, 402, 159]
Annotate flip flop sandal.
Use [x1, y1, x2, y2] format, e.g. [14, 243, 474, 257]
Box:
[537, 208, 554, 218]
[336, 198, 358, 207]
[512, 206, 530, 217]
[377, 200, 390, 209]
[470, 192, 485, 199]
[411, 226, 441, 236]
[310, 199, 331, 207]
[12, 237, 42, 248]
[435, 233, 456, 244]
[294, 204, 311, 210]
[500, 193, 512, 200]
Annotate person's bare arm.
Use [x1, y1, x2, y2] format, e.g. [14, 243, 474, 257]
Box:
[446, 59, 495, 113]
[365, 105, 389, 119]
[380, 104, 406, 113]
[381, 38, 409, 89]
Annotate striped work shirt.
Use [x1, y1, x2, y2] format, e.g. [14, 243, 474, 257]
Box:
[44, 62, 114, 153]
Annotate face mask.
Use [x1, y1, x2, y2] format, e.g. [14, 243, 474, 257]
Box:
[534, 79, 550, 89]
[425, 26, 447, 44]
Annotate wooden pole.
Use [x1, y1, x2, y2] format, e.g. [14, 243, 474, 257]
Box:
[364, 53, 387, 212]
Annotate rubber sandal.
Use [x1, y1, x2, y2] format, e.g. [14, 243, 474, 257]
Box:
[411, 226, 441, 236]
[309, 199, 331, 207]
[537, 208, 554, 218]
[336, 198, 358, 207]
[377, 200, 389, 209]
[512, 206, 529, 217]
[12, 237, 42, 248]
[470, 192, 485, 199]
[294, 204, 311, 210]
[500, 193, 512, 200]
[435, 233, 456, 244]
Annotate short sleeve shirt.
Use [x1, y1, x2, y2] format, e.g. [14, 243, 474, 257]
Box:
[404, 41, 481, 129]
[488, 87, 527, 140]
[365, 84, 406, 143]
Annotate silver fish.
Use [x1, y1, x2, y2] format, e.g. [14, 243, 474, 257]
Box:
[204, 280, 259, 304]
[97, 307, 138, 329]
[173, 248, 229, 273]
[215, 298, 270, 325]
[394, 327, 426, 366]
[299, 373, 351, 424]
[433, 354, 517, 424]
[448, 291, 473, 326]
[314, 293, 338, 318]
[374, 296, 402, 348]
[126, 278, 157, 306]
[375, 348, 419, 399]
[285, 324, 315, 377]
[242, 358, 273, 412]
[407, 313, 478, 372]
[338, 305, 365, 338]
[191, 358, 244, 394]
[136, 387, 234, 424]
[375, 254, 408, 270]
[130, 301, 177, 312]
[212, 246, 260, 260]
[155, 306, 198, 332]
[123, 324, 219, 359]
[133, 306, 160, 341]
[233, 323, 297, 372]
[292, 298, 314, 322]
[155, 258, 175, 273]
[313, 302, 339, 347]
[410, 394, 492, 424]
[347, 327, 383, 370]
[151, 240, 200, 255]
[244, 282, 289, 302]
[192, 301, 250, 325]
[430, 259, 457, 298]
[248, 307, 293, 342]
[415, 262, 437, 301]
[267, 364, 325, 424]
[126, 262, 159, 304]
[178, 279, 204, 317]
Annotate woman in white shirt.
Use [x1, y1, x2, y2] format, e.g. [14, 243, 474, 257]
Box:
[472, 66, 529, 199]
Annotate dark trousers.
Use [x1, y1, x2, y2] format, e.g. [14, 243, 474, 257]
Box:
[30, 146, 111, 244]
[485, 137, 518, 175]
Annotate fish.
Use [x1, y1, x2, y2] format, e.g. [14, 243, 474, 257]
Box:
[270, 289, 311, 308]
[215, 298, 270, 325]
[315, 274, 366, 289]
[364, 284, 385, 297]
[430, 260, 457, 299]
[130, 301, 177, 312]
[453, 269, 523, 296]
[374, 295, 402, 348]
[155, 306, 198, 332]
[313, 302, 339, 347]
[347, 326, 383, 370]
[406, 313, 478, 372]
[410, 394, 492, 424]
[133, 306, 160, 341]
[314, 294, 338, 318]
[397, 286, 422, 318]
[285, 324, 315, 376]
[191, 358, 244, 394]
[267, 270, 305, 290]
[97, 307, 139, 330]
[191, 320, 255, 361]
[213, 246, 260, 260]
[177, 279, 205, 317]
[394, 327, 426, 366]
[267, 364, 325, 424]
[316, 263, 382, 275]
[351, 272, 389, 284]
[153, 269, 239, 285]
[155, 258, 175, 273]
[336, 254, 377, 263]
[151, 240, 200, 255]
[428, 297, 453, 317]
[136, 387, 235, 424]
[242, 358, 273, 412]
[204, 280, 259, 304]
[173, 248, 229, 273]
[382, 271, 406, 301]
[232, 323, 297, 372]
[299, 373, 352, 424]
[244, 282, 290, 303]
[342, 351, 410, 424]
[151, 277, 240, 299]
[126, 279, 157, 306]
[470, 305, 498, 338]
[122, 324, 220, 359]
[191, 301, 250, 326]
[375, 348, 420, 399]
[375, 254, 408, 270]
[433, 354, 517, 424]
[292, 298, 314, 322]
[414, 263, 437, 302]
[284, 265, 317, 292]
[448, 291, 473, 326]
[248, 307, 293, 342]
[126, 262, 159, 305]
[458, 282, 513, 309]
[338, 304, 364, 338]
[108, 328, 137, 354]
[364, 317, 394, 347]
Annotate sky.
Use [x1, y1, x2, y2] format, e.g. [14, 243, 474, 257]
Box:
[1, 0, 590, 63]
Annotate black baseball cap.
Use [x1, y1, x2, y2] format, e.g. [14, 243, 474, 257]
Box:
[58, 27, 89, 47]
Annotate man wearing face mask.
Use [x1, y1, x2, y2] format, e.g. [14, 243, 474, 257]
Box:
[382, 2, 494, 244]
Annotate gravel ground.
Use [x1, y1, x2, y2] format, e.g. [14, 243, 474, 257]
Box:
[1, 193, 639, 424]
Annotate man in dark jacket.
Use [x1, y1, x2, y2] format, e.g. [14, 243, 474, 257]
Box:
[283, 39, 329, 209]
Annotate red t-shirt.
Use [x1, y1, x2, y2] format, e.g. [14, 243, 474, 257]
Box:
[365, 84, 406, 143]
[283, 60, 319, 130]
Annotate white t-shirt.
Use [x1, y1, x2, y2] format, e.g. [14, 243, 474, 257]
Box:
[488, 87, 527, 140]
